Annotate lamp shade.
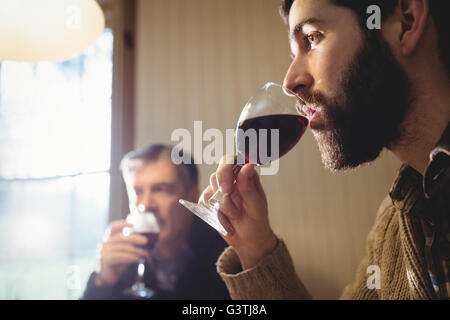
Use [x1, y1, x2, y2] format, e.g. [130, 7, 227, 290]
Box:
[0, 0, 105, 62]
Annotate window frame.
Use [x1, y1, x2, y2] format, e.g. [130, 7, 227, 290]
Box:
[105, 0, 136, 222]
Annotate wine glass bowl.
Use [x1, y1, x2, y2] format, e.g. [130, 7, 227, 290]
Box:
[122, 211, 159, 299]
[236, 83, 308, 165]
[125, 211, 160, 250]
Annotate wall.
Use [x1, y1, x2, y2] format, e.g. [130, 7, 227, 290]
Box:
[135, 0, 401, 299]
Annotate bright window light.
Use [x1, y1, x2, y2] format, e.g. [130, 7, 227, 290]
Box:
[0, 29, 113, 300]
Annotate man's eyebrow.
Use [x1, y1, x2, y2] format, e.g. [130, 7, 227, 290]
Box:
[290, 17, 323, 39]
[151, 182, 176, 189]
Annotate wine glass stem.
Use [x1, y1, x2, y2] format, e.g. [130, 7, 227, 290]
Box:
[136, 257, 145, 285]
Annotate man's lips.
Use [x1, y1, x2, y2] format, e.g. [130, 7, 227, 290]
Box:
[302, 105, 322, 130]
[302, 105, 316, 119]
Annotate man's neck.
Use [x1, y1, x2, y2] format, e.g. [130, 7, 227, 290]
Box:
[389, 75, 450, 176]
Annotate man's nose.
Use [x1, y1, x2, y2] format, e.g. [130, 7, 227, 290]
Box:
[137, 192, 156, 213]
[283, 56, 314, 96]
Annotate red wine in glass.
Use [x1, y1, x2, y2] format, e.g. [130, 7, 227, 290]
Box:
[138, 231, 159, 251]
[237, 114, 308, 165]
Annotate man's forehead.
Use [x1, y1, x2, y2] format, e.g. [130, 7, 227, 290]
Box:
[134, 157, 179, 184]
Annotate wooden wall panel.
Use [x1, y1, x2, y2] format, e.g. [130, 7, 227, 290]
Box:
[135, 0, 401, 299]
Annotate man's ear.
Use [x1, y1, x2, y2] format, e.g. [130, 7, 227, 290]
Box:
[398, 0, 429, 56]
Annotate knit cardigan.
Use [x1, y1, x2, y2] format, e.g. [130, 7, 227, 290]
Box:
[216, 195, 436, 300]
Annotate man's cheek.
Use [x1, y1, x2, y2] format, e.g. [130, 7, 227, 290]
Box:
[158, 226, 169, 242]
[316, 46, 352, 93]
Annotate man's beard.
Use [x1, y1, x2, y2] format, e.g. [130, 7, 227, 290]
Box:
[306, 31, 413, 171]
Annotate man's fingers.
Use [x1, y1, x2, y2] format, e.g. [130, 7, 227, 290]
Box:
[102, 252, 142, 266]
[198, 172, 220, 205]
[220, 193, 242, 220]
[102, 242, 148, 258]
[229, 188, 243, 211]
[209, 172, 219, 193]
[108, 233, 148, 247]
[216, 155, 236, 194]
[199, 185, 214, 205]
[218, 211, 235, 237]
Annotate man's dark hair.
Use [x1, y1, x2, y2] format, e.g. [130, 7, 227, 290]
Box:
[279, 0, 450, 75]
[120, 144, 198, 191]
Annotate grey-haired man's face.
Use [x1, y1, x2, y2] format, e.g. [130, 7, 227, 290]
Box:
[130, 156, 195, 246]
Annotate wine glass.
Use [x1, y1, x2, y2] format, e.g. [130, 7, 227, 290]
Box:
[122, 209, 160, 299]
[179, 82, 308, 235]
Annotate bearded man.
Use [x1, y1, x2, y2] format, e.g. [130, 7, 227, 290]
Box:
[201, 0, 449, 299]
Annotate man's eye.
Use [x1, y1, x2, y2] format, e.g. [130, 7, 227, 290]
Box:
[304, 32, 322, 48]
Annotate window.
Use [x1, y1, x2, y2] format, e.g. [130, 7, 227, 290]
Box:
[0, 30, 113, 299]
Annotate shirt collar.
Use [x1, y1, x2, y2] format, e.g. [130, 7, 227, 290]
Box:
[389, 122, 450, 221]
[423, 123, 450, 199]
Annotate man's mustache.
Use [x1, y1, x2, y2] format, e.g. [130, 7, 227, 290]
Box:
[295, 89, 329, 110]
